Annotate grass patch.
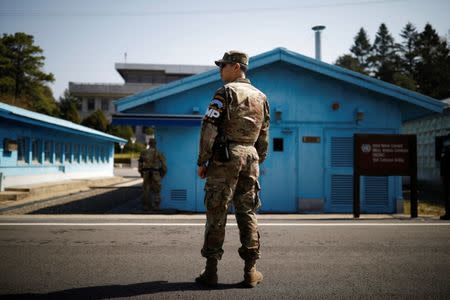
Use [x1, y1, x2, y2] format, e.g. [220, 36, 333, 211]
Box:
[403, 200, 445, 216]
[114, 152, 140, 164]
[114, 152, 140, 159]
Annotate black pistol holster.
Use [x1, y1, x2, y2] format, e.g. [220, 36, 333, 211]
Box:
[214, 134, 230, 162]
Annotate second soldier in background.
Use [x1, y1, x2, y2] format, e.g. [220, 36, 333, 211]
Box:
[138, 137, 167, 211]
[196, 50, 270, 287]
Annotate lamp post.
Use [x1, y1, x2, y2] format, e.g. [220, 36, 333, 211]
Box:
[119, 143, 125, 153]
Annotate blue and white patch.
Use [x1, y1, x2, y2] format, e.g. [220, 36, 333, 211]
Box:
[205, 108, 221, 119]
[210, 99, 224, 109]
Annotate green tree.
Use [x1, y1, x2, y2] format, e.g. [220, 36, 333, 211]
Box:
[81, 110, 108, 132]
[108, 124, 133, 140]
[414, 23, 450, 99]
[59, 89, 81, 123]
[399, 22, 419, 76]
[0, 32, 58, 115]
[369, 23, 401, 84]
[31, 85, 60, 116]
[350, 28, 372, 73]
[335, 54, 367, 74]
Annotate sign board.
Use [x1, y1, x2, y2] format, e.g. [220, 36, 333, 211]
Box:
[353, 134, 417, 218]
[302, 136, 321, 143]
[354, 134, 416, 176]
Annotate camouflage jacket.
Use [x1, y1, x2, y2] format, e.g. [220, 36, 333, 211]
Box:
[138, 148, 167, 177]
[197, 78, 270, 166]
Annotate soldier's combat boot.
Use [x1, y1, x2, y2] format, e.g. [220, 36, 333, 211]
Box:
[242, 259, 263, 288]
[195, 258, 218, 286]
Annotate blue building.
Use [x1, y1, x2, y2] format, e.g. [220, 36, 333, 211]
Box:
[0, 102, 126, 189]
[113, 48, 445, 213]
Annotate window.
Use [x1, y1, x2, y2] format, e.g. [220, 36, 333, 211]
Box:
[44, 141, 53, 163]
[101, 99, 109, 111]
[31, 139, 41, 163]
[102, 147, 106, 162]
[55, 142, 62, 163]
[105, 147, 110, 163]
[73, 144, 79, 163]
[75, 98, 82, 110]
[95, 146, 100, 162]
[87, 98, 95, 111]
[65, 143, 71, 163]
[273, 138, 284, 152]
[81, 145, 87, 162]
[17, 137, 28, 163]
[89, 145, 94, 162]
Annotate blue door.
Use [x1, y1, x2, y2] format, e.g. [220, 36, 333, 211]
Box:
[158, 127, 198, 212]
[259, 127, 297, 212]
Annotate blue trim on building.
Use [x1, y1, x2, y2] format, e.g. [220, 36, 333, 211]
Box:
[114, 47, 445, 115]
[112, 114, 202, 127]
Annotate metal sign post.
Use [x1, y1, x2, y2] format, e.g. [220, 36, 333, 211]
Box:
[353, 134, 417, 218]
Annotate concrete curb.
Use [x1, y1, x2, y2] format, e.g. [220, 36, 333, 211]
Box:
[0, 213, 441, 221]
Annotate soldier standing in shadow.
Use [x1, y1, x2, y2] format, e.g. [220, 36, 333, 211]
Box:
[138, 137, 167, 211]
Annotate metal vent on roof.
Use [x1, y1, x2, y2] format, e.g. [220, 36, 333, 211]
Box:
[331, 175, 353, 206]
[364, 176, 389, 206]
[170, 189, 187, 201]
[331, 137, 353, 167]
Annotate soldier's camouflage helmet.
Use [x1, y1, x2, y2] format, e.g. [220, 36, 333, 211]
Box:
[215, 50, 249, 67]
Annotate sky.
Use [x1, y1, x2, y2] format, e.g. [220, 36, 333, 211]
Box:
[0, 0, 449, 99]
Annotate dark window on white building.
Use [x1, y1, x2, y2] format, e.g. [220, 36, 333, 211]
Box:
[101, 99, 109, 111]
[87, 98, 95, 111]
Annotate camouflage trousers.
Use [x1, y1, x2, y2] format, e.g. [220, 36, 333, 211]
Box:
[142, 170, 162, 210]
[202, 144, 261, 261]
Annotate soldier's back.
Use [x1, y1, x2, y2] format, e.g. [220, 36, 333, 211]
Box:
[223, 80, 267, 144]
[141, 148, 158, 168]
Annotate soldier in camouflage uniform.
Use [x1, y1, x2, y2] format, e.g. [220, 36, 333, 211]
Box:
[195, 51, 270, 288]
[138, 138, 167, 211]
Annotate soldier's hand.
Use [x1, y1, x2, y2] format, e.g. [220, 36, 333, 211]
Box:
[197, 166, 207, 179]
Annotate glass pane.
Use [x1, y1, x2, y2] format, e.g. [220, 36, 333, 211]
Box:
[55, 143, 62, 163]
[73, 144, 79, 162]
[17, 137, 27, 162]
[88, 98, 95, 110]
[44, 141, 52, 162]
[32, 139, 40, 163]
[65, 143, 71, 162]
[82, 145, 86, 162]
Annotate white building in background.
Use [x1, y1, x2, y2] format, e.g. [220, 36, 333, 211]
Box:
[69, 63, 214, 141]
[402, 98, 450, 186]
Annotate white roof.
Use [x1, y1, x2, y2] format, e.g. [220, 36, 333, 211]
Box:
[115, 63, 215, 75]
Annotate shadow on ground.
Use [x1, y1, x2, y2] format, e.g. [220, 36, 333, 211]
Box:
[2, 280, 246, 299]
[28, 186, 142, 214]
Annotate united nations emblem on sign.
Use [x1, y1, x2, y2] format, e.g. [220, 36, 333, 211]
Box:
[361, 144, 371, 153]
